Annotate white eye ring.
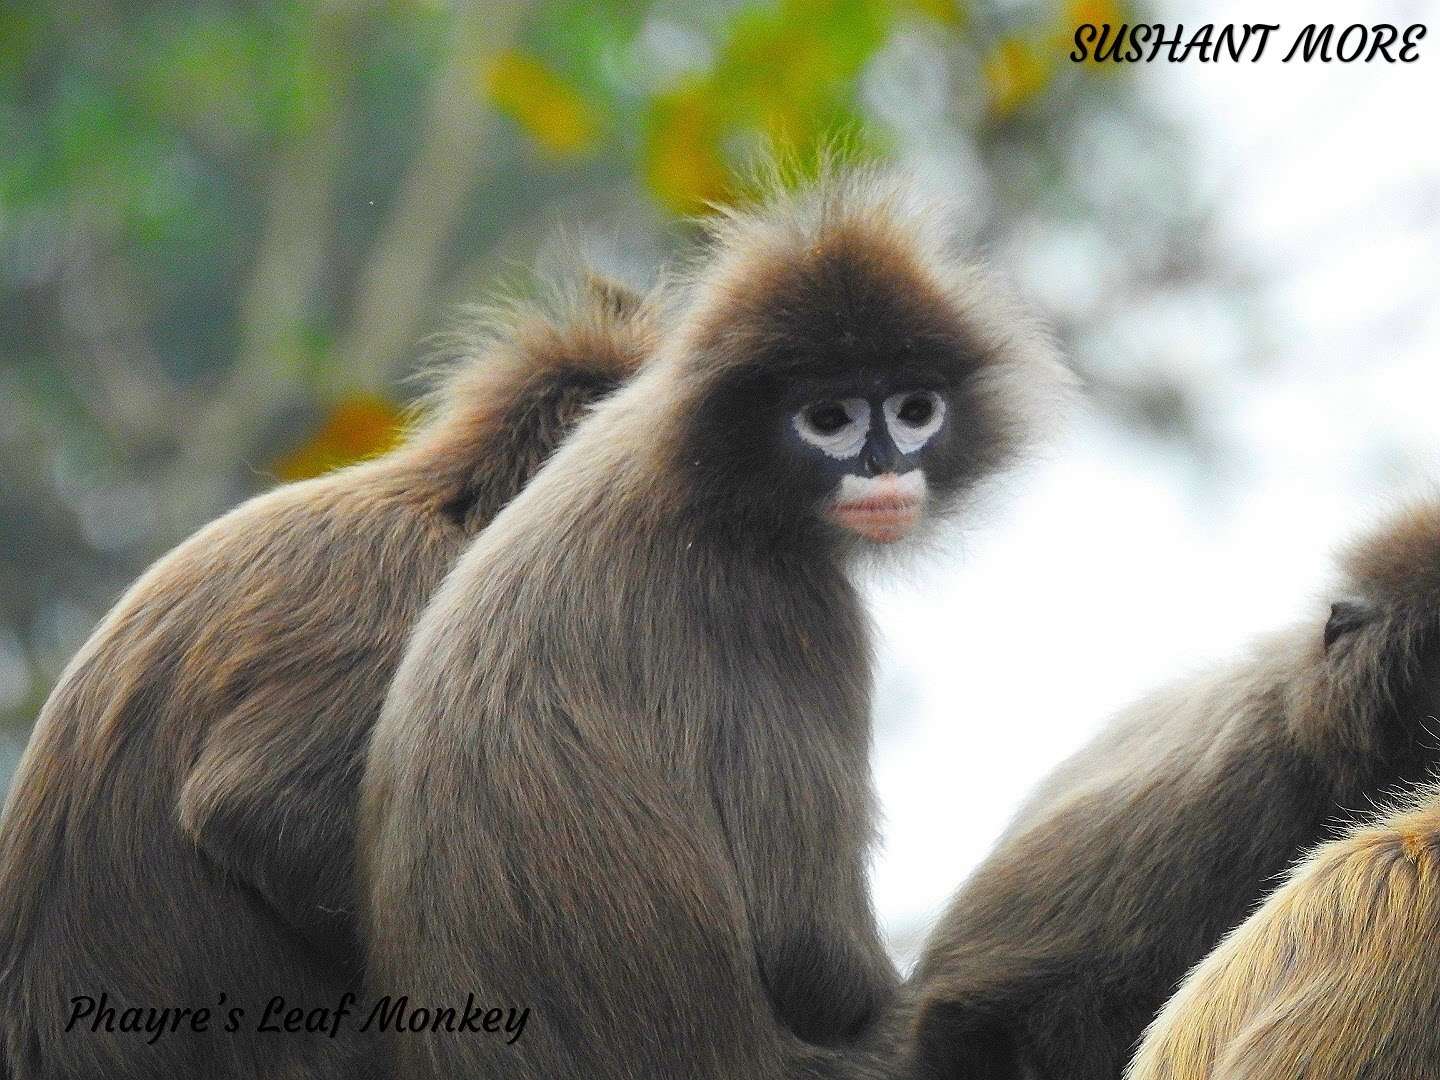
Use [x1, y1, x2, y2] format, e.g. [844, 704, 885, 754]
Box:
[883, 391, 946, 455]
[793, 398, 871, 460]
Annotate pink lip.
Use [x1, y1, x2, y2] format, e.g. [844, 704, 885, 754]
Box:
[829, 497, 924, 543]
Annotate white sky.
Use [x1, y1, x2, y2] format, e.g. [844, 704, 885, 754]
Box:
[871, 0, 1440, 964]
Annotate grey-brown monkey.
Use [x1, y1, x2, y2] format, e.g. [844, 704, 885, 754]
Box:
[360, 169, 1067, 1080]
[1126, 502, 1440, 1080]
[0, 273, 657, 1080]
[906, 499, 1440, 1080]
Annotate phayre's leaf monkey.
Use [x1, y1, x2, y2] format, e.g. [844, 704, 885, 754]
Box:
[0, 272, 659, 1080]
[361, 167, 1069, 1080]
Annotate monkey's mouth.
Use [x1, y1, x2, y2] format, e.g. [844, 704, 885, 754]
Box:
[828, 472, 927, 543]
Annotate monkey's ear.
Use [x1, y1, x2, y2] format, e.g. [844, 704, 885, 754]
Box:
[584, 273, 644, 320]
[1324, 600, 1374, 652]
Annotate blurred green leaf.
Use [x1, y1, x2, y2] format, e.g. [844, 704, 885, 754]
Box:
[642, 0, 893, 214]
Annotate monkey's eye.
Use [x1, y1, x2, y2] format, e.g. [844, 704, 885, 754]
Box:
[897, 395, 934, 426]
[793, 398, 870, 460]
[883, 391, 946, 454]
[806, 402, 851, 434]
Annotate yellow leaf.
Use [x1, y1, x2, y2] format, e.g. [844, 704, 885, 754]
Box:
[983, 37, 1051, 117]
[643, 87, 734, 216]
[1062, 0, 1127, 66]
[485, 50, 599, 158]
[1066, 0, 1125, 31]
[907, 0, 964, 26]
[272, 394, 405, 482]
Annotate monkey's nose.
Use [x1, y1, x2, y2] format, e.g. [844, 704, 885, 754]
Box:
[860, 439, 902, 477]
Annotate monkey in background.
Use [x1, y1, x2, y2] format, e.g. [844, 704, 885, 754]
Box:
[360, 168, 1069, 1080]
[0, 273, 657, 1080]
[1127, 504, 1440, 1080]
[905, 499, 1440, 1080]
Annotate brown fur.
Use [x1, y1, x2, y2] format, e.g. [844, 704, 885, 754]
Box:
[906, 499, 1440, 1080]
[0, 275, 657, 1080]
[359, 169, 1067, 1080]
[1127, 505, 1440, 1080]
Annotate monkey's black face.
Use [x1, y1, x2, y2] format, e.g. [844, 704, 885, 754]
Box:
[682, 363, 962, 549]
[788, 387, 947, 543]
[682, 330, 1002, 552]
[684, 353, 983, 551]
[678, 221, 1018, 550]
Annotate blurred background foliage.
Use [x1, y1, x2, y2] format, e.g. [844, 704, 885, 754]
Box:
[0, 0, 1254, 760]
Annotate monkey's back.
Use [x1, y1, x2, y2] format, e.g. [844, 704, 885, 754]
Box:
[0, 279, 656, 1080]
[0, 465, 456, 1080]
[909, 500, 1440, 1079]
[1128, 782, 1440, 1080]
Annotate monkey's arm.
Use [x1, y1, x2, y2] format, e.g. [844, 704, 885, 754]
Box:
[176, 678, 378, 962]
[1127, 788, 1440, 1080]
[759, 919, 899, 1047]
[738, 785, 898, 1047]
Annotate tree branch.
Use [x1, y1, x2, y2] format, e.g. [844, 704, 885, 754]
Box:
[327, 1, 529, 394]
[149, 3, 362, 537]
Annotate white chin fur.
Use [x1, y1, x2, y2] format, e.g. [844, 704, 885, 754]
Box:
[836, 470, 928, 505]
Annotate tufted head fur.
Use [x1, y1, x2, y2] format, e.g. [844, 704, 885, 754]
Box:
[1287, 497, 1440, 763]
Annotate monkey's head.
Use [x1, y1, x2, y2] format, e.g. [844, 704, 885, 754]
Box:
[668, 169, 1068, 551]
[1300, 498, 1440, 761]
[408, 270, 660, 527]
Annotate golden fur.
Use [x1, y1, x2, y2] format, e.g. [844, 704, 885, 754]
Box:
[1127, 785, 1440, 1079]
